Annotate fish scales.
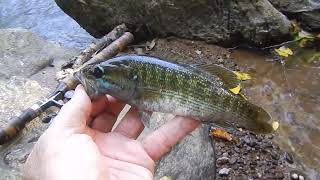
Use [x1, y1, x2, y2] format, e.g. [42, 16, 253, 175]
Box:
[77, 55, 275, 133]
[127, 60, 226, 117]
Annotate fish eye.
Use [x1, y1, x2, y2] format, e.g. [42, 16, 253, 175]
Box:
[93, 66, 104, 78]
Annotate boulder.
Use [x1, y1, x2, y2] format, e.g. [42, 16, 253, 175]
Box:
[139, 113, 216, 180]
[54, 0, 291, 47]
[0, 28, 78, 178]
[269, 0, 320, 31]
[0, 29, 77, 83]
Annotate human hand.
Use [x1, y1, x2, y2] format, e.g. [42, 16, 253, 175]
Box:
[24, 85, 200, 180]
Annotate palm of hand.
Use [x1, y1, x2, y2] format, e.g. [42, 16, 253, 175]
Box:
[24, 86, 199, 180]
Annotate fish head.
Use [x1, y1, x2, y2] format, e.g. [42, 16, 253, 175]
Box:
[76, 62, 136, 99]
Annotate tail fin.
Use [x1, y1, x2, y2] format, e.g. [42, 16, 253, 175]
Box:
[238, 102, 275, 134]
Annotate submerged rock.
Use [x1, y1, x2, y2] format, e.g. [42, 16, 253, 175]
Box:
[55, 0, 291, 47]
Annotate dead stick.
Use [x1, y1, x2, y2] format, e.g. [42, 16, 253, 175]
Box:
[62, 24, 128, 69]
[73, 24, 128, 68]
[83, 32, 134, 66]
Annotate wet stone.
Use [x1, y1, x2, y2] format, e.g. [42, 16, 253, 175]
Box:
[217, 157, 229, 165]
[243, 135, 257, 147]
[218, 168, 231, 176]
[229, 157, 237, 165]
[291, 173, 299, 179]
[284, 152, 294, 164]
[222, 153, 228, 157]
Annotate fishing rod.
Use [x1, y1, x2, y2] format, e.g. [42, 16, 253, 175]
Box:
[0, 25, 134, 145]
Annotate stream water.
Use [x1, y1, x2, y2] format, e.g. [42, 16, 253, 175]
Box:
[0, 0, 93, 48]
[0, 0, 319, 179]
[231, 49, 320, 179]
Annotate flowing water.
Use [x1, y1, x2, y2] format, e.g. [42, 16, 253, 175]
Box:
[231, 49, 320, 179]
[0, 0, 93, 48]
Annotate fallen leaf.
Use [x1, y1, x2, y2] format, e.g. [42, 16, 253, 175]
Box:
[233, 71, 252, 81]
[272, 121, 280, 131]
[275, 46, 293, 57]
[298, 31, 314, 39]
[298, 38, 309, 47]
[229, 85, 241, 95]
[210, 128, 233, 141]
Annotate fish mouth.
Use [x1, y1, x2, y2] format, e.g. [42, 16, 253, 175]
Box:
[74, 72, 100, 98]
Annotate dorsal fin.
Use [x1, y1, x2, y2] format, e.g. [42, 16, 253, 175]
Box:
[192, 64, 240, 89]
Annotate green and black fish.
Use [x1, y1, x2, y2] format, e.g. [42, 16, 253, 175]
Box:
[76, 55, 278, 134]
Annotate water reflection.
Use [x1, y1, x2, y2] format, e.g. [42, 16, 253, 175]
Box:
[231, 49, 320, 178]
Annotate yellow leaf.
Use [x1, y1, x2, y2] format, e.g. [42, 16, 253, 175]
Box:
[275, 46, 293, 57]
[298, 31, 313, 39]
[299, 38, 309, 48]
[272, 121, 280, 131]
[229, 85, 241, 95]
[233, 71, 252, 80]
[210, 128, 233, 141]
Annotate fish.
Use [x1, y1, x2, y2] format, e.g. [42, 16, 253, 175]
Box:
[75, 55, 278, 134]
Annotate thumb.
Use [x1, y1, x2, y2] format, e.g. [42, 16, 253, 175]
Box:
[51, 85, 92, 130]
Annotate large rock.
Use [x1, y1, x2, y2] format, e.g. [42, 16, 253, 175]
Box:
[54, 0, 291, 47]
[0, 28, 78, 178]
[269, 0, 320, 31]
[0, 28, 77, 88]
[139, 113, 215, 180]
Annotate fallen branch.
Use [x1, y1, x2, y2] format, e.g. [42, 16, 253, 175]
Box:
[62, 24, 128, 69]
[83, 32, 134, 66]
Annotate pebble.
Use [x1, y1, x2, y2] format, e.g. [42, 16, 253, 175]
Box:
[284, 152, 294, 164]
[217, 157, 229, 165]
[214, 128, 291, 179]
[229, 157, 237, 164]
[298, 175, 304, 180]
[234, 147, 240, 153]
[219, 168, 231, 176]
[291, 173, 298, 179]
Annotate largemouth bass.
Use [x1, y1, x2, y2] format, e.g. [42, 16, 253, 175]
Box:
[76, 55, 278, 134]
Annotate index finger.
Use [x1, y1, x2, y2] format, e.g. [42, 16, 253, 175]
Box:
[142, 116, 200, 161]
